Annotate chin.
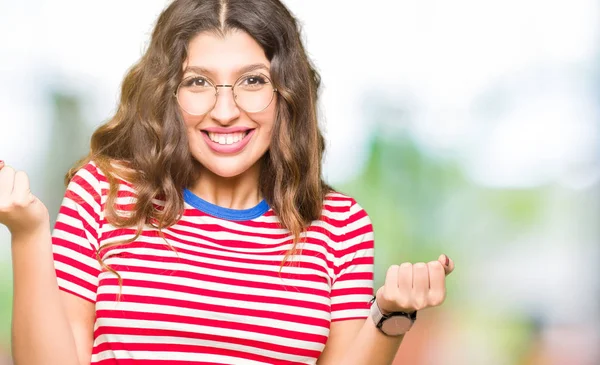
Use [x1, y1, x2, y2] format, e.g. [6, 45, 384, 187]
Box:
[200, 160, 256, 178]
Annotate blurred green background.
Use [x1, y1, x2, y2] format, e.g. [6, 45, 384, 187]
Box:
[1, 1, 598, 364]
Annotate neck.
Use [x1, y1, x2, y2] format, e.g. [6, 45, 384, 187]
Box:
[189, 163, 262, 210]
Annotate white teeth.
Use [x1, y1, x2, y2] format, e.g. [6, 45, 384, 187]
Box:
[208, 131, 248, 145]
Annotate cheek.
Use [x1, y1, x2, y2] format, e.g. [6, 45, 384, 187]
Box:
[182, 113, 202, 129]
[256, 119, 275, 149]
[255, 105, 277, 138]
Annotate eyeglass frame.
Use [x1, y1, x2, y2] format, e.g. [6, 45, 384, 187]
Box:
[173, 72, 279, 116]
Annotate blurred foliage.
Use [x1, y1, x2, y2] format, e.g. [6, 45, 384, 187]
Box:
[44, 92, 93, 226]
[0, 265, 11, 351]
[337, 130, 547, 287]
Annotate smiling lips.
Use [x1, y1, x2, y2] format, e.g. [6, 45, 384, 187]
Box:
[201, 128, 255, 154]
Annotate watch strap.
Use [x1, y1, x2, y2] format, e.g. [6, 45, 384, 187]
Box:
[369, 296, 417, 335]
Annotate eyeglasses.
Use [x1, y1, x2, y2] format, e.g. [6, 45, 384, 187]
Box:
[175, 73, 278, 116]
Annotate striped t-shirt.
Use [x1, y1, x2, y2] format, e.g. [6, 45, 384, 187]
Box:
[52, 162, 375, 365]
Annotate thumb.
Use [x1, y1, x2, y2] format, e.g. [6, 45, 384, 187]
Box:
[438, 254, 454, 275]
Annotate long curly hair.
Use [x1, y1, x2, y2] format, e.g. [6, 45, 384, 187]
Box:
[67, 0, 330, 269]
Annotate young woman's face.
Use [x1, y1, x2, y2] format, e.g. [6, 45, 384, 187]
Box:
[178, 30, 277, 178]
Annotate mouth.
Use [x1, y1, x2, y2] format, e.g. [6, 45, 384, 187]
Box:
[201, 129, 253, 145]
[200, 128, 256, 154]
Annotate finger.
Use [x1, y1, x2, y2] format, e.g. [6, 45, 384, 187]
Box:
[428, 260, 447, 305]
[397, 262, 412, 292]
[13, 171, 32, 203]
[412, 263, 429, 310]
[438, 254, 454, 275]
[447, 257, 455, 274]
[0, 160, 4, 169]
[0, 165, 16, 202]
[377, 265, 401, 310]
[383, 264, 400, 296]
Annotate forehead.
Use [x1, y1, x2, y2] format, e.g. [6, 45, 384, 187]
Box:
[184, 30, 270, 77]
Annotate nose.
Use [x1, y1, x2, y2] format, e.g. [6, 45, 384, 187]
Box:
[209, 86, 240, 125]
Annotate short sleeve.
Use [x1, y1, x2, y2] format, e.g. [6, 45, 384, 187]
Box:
[52, 163, 104, 303]
[330, 200, 375, 321]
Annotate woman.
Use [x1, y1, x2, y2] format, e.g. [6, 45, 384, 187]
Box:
[0, 0, 454, 364]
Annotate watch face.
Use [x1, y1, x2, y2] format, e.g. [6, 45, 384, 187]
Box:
[381, 315, 413, 336]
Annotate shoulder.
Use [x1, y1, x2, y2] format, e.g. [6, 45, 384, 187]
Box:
[69, 161, 106, 185]
[320, 191, 373, 237]
[320, 192, 374, 262]
[322, 191, 370, 222]
[67, 160, 138, 202]
[65, 161, 107, 201]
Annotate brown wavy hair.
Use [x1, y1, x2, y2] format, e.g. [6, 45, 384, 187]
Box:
[67, 0, 330, 271]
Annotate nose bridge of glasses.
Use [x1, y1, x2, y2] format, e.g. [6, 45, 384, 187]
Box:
[212, 83, 238, 115]
[215, 84, 234, 95]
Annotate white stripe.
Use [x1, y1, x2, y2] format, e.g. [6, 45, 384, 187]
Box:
[331, 309, 369, 320]
[100, 252, 332, 292]
[330, 293, 372, 305]
[57, 278, 96, 302]
[97, 280, 331, 316]
[331, 279, 373, 290]
[93, 350, 274, 365]
[96, 296, 331, 334]
[54, 258, 98, 287]
[94, 318, 324, 358]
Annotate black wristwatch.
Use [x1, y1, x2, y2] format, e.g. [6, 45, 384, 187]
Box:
[369, 296, 417, 336]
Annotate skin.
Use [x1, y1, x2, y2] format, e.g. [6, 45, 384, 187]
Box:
[0, 30, 454, 365]
[183, 30, 276, 210]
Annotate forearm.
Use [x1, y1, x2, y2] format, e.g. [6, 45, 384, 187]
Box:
[11, 228, 79, 365]
[336, 318, 404, 365]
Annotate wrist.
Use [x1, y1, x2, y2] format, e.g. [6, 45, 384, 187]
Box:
[370, 296, 417, 337]
[11, 224, 51, 244]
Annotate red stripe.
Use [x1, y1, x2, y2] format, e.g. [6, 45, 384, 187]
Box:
[98, 277, 331, 312]
[95, 309, 328, 345]
[96, 293, 330, 328]
[100, 240, 332, 278]
[93, 342, 309, 365]
[106, 263, 329, 297]
[94, 326, 322, 359]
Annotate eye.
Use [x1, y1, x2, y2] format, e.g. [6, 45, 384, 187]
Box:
[237, 74, 269, 89]
[181, 76, 213, 90]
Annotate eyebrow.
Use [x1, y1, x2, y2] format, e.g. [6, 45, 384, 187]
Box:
[183, 63, 270, 76]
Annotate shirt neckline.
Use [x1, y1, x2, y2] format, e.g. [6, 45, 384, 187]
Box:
[183, 188, 270, 221]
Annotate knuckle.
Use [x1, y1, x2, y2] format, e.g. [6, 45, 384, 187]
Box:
[14, 199, 28, 208]
[414, 303, 426, 311]
[430, 293, 446, 306]
[414, 297, 427, 310]
[398, 298, 412, 310]
[0, 201, 13, 211]
[387, 264, 400, 273]
[429, 262, 445, 275]
[429, 260, 443, 270]
[15, 170, 30, 182]
[414, 262, 426, 268]
[381, 289, 397, 303]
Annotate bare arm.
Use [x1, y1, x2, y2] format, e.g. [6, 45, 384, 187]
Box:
[11, 228, 83, 365]
[2, 163, 94, 365]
